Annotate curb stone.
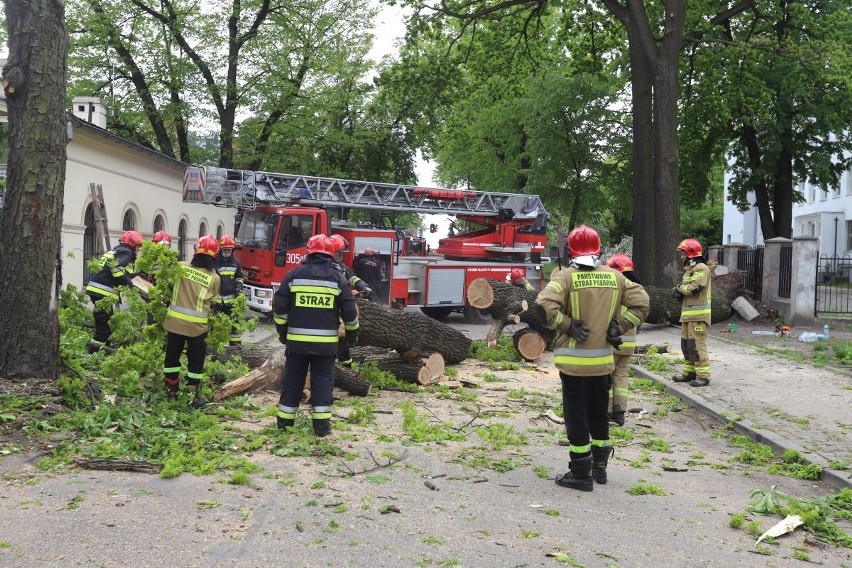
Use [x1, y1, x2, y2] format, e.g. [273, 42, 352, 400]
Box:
[630, 364, 852, 491]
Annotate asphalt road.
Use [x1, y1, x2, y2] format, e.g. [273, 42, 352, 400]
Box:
[1, 315, 850, 567]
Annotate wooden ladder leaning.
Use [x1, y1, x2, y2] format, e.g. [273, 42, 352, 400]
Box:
[89, 183, 110, 255]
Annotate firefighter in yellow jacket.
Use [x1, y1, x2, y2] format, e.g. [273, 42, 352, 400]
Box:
[604, 254, 643, 426]
[536, 226, 649, 491]
[672, 238, 712, 387]
[162, 235, 221, 407]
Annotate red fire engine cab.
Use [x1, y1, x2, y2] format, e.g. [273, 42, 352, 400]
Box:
[182, 166, 549, 319]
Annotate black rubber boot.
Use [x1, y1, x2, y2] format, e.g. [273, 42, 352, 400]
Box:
[672, 372, 696, 383]
[277, 417, 295, 429]
[188, 386, 208, 408]
[313, 419, 331, 437]
[609, 405, 626, 426]
[591, 446, 614, 484]
[555, 455, 593, 492]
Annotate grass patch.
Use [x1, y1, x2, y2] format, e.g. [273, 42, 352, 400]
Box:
[473, 423, 527, 450]
[400, 402, 465, 443]
[469, 336, 523, 363]
[627, 482, 666, 496]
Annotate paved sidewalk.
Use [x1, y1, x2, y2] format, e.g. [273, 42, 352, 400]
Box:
[631, 324, 852, 490]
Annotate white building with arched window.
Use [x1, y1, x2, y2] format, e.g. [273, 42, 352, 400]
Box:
[58, 98, 236, 288]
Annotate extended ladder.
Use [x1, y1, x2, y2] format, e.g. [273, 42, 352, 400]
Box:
[183, 166, 546, 220]
[89, 183, 111, 254]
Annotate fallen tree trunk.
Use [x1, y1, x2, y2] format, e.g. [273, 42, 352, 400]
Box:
[356, 300, 470, 363]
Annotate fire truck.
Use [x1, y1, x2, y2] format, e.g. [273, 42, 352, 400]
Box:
[182, 166, 549, 319]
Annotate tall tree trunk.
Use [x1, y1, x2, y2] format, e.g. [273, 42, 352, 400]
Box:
[652, 0, 684, 286]
[0, 0, 68, 380]
[627, 26, 655, 285]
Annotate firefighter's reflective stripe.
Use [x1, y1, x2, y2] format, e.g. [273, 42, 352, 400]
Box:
[570, 442, 591, 454]
[591, 439, 610, 448]
[546, 311, 565, 330]
[163, 366, 181, 374]
[287, 327, 339, 343]
[619, 304, 640, 327]
[554, 347, 614, 366]
[545, 280, 564, 294]
[312, 406, 333, 420]
[110, 263, 132, 278]
[274, 313, 288, 326]
[291, 281, 340, 310]
[613, 385, 629, 399]
[619, 334, 637, 348]
[187, 371, 205, 380]
[218, 268, 238, 277]
[219, 293, 236, 300]
[277, 404, 298, 420]
[86, 281, 119, 299]
[343, 319, 360, 331]
[682, 303, 711, 318]
[167, 304, 209, 323]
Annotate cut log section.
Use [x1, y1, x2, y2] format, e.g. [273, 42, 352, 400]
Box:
[351, 346, 445, 385]
[513, 328, 546, 362]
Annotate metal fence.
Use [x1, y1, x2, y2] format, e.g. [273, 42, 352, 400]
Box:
[737, 245, 765, 301]
[778, 243, 793, 299]
[717, 248, 725, 267]
[816, 254, 852, 316]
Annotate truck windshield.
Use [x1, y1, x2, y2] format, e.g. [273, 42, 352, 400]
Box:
[236, 210, 277, 250]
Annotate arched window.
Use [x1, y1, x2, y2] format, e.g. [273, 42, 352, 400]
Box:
[122, 209, 137, 230]
[178, 219, 189, 261]
[198, 221, 208, 238]
[216, 224, 224, 240]
[153, 214, 166, 234]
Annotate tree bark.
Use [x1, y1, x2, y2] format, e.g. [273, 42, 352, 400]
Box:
[357, 300, 471, 363]
[0, 0, 67, 380]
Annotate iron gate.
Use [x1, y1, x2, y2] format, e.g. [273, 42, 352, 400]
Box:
[816, 254, 852, 316]
[737, 246, 764, 301]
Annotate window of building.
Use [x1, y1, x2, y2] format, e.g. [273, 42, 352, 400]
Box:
[122, 209, 137, 230]
[178, 219, 188, 261]
[833, 183, 841, 198]
[846, 221, 852, 251]
[198, 221, 208, 238]
[153, 214, 166, 234]
[809, 183, 816, 202]
[819, 187, 827, 201]
[216, 224, 224, 240]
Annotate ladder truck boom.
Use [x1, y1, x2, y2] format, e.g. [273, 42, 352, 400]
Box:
[184, 166, 547, 221]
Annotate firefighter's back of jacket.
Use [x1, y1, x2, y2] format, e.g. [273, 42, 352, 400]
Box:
[163, 262, 221, 337]
[279, 256, 358, 356]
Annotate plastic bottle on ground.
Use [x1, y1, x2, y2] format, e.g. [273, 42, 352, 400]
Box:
[799, 332, 820, 343]
[823, 324, 830, 340]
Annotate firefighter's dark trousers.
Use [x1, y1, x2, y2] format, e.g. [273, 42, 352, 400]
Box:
[164, 332, 208, 388]
[560, 373, 610, 456]
[278, 352, 335, 419]
[88, 294, 113, 344]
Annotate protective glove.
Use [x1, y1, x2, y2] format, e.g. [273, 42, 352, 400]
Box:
[606, 320, 623, 350]
[277, 326, 288, 345]
[361, 287, 373, 300]
[671, 287, 685, 301]
[346, 330, 359, 348]
[565, 319, 590, 343]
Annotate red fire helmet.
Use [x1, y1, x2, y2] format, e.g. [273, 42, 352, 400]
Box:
[567, 225, 601, 257]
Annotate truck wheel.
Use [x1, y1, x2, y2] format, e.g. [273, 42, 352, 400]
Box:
[421, 306, 453, 321]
